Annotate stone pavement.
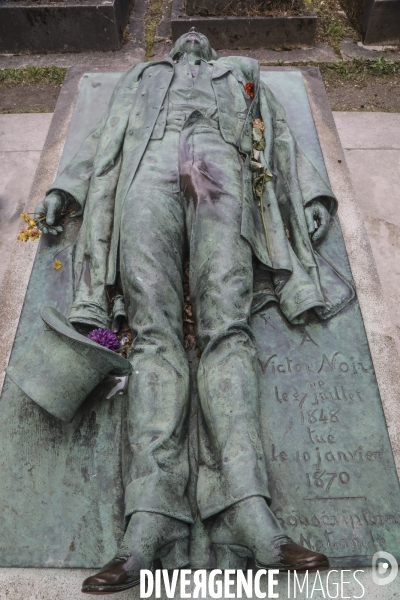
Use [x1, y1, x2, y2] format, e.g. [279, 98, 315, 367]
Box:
[0, 567, 396, 600]
[0, 113, 52, 289]
[333, 112, 400, 347]
[1, 38, 399, 69]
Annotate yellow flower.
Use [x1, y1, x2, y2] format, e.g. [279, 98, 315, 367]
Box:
[29, 219, 37, 228]
[53, 260, 62, 270]
[17, 231, 29, 242]
[252, 118, 264, 131]
[20, 213, 30, 223]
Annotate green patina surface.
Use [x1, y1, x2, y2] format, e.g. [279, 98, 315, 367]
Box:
[0, 71, 399, 568]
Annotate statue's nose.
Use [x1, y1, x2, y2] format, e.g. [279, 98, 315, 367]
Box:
[189, 27, 198, 33]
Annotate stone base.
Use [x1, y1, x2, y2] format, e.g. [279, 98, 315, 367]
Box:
[171, 0, 317, 49]
[0, 0, 133, 53]
[0, 567, 399, 599]
[361, 0, 400, 45]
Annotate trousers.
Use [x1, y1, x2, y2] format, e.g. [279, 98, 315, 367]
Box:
[120, 113, 270, 523]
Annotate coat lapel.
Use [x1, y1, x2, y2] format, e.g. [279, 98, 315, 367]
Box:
[105, 59, 175, 285]
[211, 58, 259, 153]
[212, 59, 251, 147]
[116, 58, 175, 209]
[94, 63, 148, 177]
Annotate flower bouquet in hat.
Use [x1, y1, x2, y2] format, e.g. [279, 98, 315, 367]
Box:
[7, 306, 132, 423]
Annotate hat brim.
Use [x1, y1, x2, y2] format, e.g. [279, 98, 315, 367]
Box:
[40, 305, 132, 377]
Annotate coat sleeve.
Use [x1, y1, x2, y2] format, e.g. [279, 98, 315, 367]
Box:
[46, 63, 144, 211]
[253, 78, 354, 324]
[47, 114, 106, 210]
[259, 80, 337, 217]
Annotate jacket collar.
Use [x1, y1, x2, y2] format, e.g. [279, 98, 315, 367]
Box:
[140, 55, 250, 83]
[146, 55, 241, 82]
[141, 56, 175, 73]
[211, 58, 247, 85]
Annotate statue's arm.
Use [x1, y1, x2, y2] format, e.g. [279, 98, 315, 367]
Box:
[35, 64, 144, 234]
[293, 146, 337, 243]
[259, 80, 337, 243]
[34, 115, 106, 234]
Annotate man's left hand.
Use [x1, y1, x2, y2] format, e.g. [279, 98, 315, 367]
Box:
[304, 200, 331, 243]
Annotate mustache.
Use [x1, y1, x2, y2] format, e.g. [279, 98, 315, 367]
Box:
[185, 34, 201, 42]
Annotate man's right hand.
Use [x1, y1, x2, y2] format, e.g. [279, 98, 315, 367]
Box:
[34, 193, 65, 235]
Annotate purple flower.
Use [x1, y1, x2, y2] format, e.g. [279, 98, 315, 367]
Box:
[88, 328, 119, 351]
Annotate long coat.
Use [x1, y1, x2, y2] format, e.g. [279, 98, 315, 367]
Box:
[49, 56, 353, 329]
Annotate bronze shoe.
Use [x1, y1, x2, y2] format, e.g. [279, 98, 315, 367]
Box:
[254, 534, 329, 571]
[82, 512, 190, 595]
[210, 497, 329, 572]
[81, 553, 144, 594]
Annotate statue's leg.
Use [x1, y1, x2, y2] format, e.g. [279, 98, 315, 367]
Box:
[119, 135, 193, 526]
[82, 135, 192, 594]
[181, 120, 329, 571]
[181, 121, 270, 518]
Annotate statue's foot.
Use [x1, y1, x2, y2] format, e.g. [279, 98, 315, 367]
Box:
[210, 496, 329, 571]
[81, 512, 189, 595]
[81, 553, 144, 595]
[253, 534, 329, 571]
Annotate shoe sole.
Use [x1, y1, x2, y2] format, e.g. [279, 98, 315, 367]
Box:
[256, 559, 330, 572]
[82, 576, 140, 594]
[81, 559, 330, 594]
[81, 538, 189, 595]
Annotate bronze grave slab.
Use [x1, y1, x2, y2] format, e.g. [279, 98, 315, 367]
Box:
[0, 69, 399, 568]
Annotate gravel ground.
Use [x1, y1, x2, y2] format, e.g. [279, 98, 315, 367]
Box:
[325, 75, 400, 112]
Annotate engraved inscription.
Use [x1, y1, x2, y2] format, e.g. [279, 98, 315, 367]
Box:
[259, 351, 372, 376]
[257, 324, 400, 562]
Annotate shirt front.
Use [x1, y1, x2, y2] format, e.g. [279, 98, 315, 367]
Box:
[166, 54, 218, 131]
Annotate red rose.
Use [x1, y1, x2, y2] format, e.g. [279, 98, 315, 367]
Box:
[244, 81, 254, 98]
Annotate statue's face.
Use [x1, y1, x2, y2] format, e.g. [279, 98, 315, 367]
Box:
[171, 28, 216, 61]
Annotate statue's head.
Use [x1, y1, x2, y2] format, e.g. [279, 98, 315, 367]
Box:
[170, 28, 218, 61]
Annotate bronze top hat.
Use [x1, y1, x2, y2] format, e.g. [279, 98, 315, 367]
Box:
[7, 305, 132, 423]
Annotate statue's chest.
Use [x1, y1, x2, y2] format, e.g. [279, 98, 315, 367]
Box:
[168, 61, 216, 110]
